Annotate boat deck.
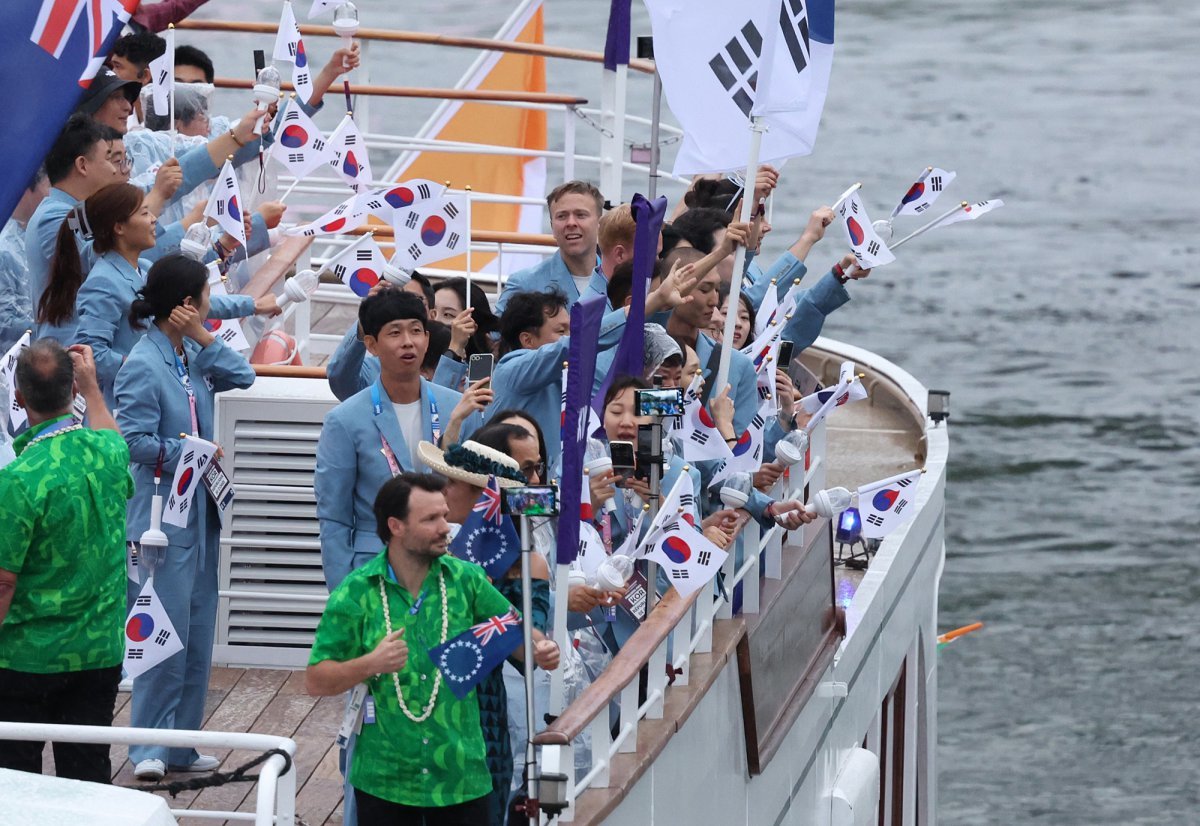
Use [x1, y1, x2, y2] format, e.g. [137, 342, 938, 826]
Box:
[44, 668, 347, 825]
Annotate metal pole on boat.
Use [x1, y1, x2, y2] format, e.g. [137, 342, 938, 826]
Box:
[638, 36, 662, 200]
[464, 186, 473, 308]
[714, 116, 766, 394]
[518, 514, 539, 824]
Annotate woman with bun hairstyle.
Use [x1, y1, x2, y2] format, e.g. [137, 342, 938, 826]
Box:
[114, 253, 255, 782]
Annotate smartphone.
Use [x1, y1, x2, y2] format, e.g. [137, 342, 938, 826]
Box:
[467, 353, 493, 384]
[777, 340, 795, 371]
[635, 387, 684, 419]
[635, 425, 658, 480]
[502, 485, 559, 517]
[610, 441, 635, 477]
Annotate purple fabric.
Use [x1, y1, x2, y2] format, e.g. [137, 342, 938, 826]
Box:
[591, 193, 668, 412]
[556, 294, 608, 565]
[603, 0, 632, 71]
[133, 0, 212, 33]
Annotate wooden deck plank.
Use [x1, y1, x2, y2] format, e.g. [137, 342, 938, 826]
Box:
[190, 670, 314, 815]
[239, 691, 345, 824]
[109, 667, 248, 786]
[295, 740, 345, 826]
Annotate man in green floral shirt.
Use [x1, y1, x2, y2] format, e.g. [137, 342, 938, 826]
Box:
[0, 341, 133, 782]
[306, 473, 559, 825]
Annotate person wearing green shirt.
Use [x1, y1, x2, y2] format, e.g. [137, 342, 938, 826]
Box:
[306, 473, 559, 825]
[0, 341, 132, 782]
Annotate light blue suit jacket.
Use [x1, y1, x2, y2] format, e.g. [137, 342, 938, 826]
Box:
[495, 251, 602, 312]
[325, 322, 470, 402]
[315, 376, 480, 591]
[76, 251, 255, 408]
[694, 332, 758, 437]
[115, 326, 255, 547]
[743, 253, 851, 351]
[490, 307, 628, 466]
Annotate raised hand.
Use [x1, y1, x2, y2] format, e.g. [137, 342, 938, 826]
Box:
[533, 639, 560, 671]
[367, 629, 408, 676]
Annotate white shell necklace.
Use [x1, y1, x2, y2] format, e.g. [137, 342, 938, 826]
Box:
[379, 568, 448, 723]
[27, 423, 83, 446]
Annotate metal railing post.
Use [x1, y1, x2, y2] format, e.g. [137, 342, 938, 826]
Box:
[563, 104, 577, 182]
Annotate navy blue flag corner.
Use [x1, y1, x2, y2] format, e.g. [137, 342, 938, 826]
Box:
[450, 476, 520, 579]
[430, 609, 523, 700]
[0, 1, 140, 226]
[556, 293, 607, 566]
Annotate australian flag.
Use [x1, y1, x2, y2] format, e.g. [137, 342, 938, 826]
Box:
[1, 0, 137, 226]
[450, 476, 520, 579]
[430, 608, 523, 700]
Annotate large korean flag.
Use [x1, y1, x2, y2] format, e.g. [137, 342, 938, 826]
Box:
[124, 577, 184, 679]
[644, 0, 835, 174]
[269, 99, 331, 179]
[857, 469, 923, 539]
[203, 158, 246, 247]
[646, 526, 727, 598]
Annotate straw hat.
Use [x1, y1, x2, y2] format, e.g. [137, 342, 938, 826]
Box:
[417, 440, 527, 489]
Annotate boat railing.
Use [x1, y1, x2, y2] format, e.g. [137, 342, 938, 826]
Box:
[533, 409, 838, 822]
[0, 722, 297, 825]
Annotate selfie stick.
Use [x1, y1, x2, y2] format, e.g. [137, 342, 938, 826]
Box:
[643, 412, 664, 613]
[518, 514, 539, 822]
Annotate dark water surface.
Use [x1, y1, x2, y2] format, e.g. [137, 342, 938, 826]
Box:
[197, 1, 1200, 821]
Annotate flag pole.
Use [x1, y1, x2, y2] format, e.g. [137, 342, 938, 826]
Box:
[831, 181, 861, 213]
[167, 24, 176, 158]
[518, 514, 539, 824]
[278, 177, 303, 204]
[714, 116, 765, 395]
[890, 201, 967, 249]
[464, 186, 473, 312]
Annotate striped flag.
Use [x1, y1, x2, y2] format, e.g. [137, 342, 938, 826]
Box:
[163, 435, 217, 528]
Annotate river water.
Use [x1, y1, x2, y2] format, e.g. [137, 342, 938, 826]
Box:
[196, 0, 1200, 822]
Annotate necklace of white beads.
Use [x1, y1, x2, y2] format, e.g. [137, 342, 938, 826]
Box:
[378, 568, 448, 723]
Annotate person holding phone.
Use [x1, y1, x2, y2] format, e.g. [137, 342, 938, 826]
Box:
[115, 255, 256, 781]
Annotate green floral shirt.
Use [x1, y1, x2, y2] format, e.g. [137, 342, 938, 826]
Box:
[309, 550, 514, 807]
[0, 416, 134, 673]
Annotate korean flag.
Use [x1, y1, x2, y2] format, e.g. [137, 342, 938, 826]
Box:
[163, 435, 218, 528]
[203, 158, 246, 247]
[389, 192, 470, 270]
[124, 578, 184, 679]
[837, 189, 895, 269]
[856, 469, 923, 539]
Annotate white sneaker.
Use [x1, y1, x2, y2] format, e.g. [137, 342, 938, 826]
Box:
[169, 754, 221, 773]
[118, 677, 133, 692]
[134, 758, 166, 781]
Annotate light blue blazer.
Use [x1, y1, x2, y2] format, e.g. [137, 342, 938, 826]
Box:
[743, 253, 851, 351]
[495, 250, 602, 312]
[115, 326, 255, 548]
[325, 321, 470, 402]
[489, 307, 628, 466]
[76, 251, 256, 408]
[694, 332, 759, 437]
[315, 376, 481, 591]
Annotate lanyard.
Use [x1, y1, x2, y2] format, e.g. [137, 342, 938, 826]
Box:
[173, 352, 199, 437]
[371, 382, 442, 478]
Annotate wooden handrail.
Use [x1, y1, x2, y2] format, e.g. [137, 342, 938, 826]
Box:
[345, 226, 557, 246]
[534, 512, 752, 747]
[176, 20, 656, 74]
[252, 364, 327, 379]
[214, 77, 586, 106]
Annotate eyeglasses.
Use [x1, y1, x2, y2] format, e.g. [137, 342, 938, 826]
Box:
[521, 462, 547, 480]
[108, 148, 133, 173]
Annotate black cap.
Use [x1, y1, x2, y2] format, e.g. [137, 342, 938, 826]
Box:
[75, 68, 141, 116]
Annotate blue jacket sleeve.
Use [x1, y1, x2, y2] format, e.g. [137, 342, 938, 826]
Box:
[115, 357, 183, 472]
[193, 338, 255, 393]
[496, 338, 571, 394]
[327, 323, 376, 402]
[174, 143, 219, 203]
[782, 271, 850, 351]
[433, 355, 466, 392]
[315, 413, 356, 592]
[495, 268, 528, 313]
[744, 251, 808, 310]
[144, 220, 186, 263]
[731, 355, 758, 435]
[208, 294, 255, 319]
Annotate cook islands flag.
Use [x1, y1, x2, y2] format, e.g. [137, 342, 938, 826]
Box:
[431, 608, 523, 699]
[450, 475, 520, 579]
[124, 577, 185, 680]
[856, 468, 923, 539]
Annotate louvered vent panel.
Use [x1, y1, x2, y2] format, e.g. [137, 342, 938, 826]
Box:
[213, 381, 337, 667]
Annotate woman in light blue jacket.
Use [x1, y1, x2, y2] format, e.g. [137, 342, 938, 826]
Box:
[115, 254, 255, 782]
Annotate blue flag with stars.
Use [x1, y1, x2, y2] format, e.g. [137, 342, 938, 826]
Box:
[430, 609, 523, 699]
[450, 476, 520, 579]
